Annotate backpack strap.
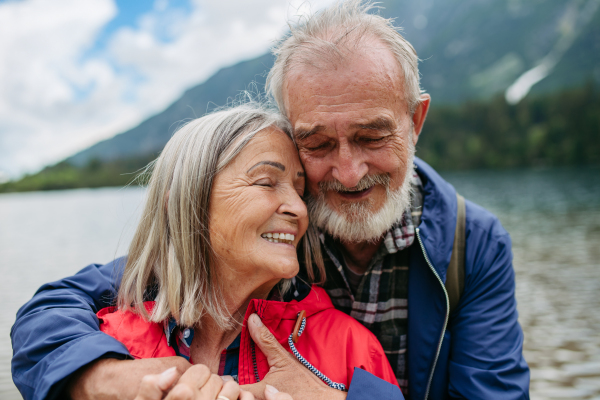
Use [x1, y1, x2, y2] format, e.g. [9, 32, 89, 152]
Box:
[446, 193, 466, 315]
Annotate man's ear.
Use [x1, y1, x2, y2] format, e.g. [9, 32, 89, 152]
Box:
[412, 94, 431, 145]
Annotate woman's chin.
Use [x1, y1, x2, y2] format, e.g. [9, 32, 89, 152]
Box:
[265, 258, 299, 281]
[255, 242, 300, 275]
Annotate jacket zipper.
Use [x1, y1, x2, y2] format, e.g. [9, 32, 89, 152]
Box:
[416, 228, 449, 400]
[251, 340, 260, 382]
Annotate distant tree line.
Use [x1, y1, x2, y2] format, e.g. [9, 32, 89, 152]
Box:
[419, 81, 600, 170]
[1, 82, 598, 193]
[0, 155, 156, 193]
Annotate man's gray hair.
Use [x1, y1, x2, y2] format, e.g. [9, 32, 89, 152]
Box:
[118, 103, 294, 329]
[266, 0, 423, 115]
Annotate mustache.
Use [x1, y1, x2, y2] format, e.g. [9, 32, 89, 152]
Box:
[318, 174, 391, 193]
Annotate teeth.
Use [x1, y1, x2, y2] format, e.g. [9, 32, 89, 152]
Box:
[261, 233, 295, 244]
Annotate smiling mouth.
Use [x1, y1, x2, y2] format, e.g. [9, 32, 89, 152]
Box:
[261, 232, 295, 245]
[335, 185, 375, 200]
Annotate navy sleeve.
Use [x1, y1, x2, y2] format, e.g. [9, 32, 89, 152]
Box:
[347, 368, 405, 400]
[11, 258, 132, 400]
[445, 202, 530, 399]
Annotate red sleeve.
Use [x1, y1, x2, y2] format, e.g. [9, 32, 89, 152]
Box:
[366, 332, 399, 387]
[305, 307, 399, 389]
[97, 302, 175, 359]
[342, 323, 399, 388]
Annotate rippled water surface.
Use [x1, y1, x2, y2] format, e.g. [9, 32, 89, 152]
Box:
[1, 167, 599, 399]
[446, 168, 600, 400]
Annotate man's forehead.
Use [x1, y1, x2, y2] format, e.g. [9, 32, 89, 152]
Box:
[286, 46, 401, 86]
[284, 74, 406, 134]
[282, 44, 406, 123]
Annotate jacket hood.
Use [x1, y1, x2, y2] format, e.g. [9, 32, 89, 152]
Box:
[414, 157, 458, 282]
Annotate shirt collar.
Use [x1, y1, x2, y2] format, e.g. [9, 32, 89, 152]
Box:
[164, 318, 194, 349]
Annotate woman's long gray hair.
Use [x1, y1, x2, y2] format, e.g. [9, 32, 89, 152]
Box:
[118, 103, 324, 330]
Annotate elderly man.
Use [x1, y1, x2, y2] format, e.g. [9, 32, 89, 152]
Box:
[11, 1, 529, 399]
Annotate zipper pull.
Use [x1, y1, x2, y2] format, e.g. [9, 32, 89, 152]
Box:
[292, 310, 306, 343]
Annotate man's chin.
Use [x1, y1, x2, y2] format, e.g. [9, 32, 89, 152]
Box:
[308, 183, 412, 244]
[307, 196, 401, 243]
[308, 160, 415, 243]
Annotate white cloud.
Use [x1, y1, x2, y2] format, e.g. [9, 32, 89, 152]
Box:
[0, 0, 335, 178]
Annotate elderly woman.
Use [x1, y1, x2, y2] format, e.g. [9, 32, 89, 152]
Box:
[94, 104, 398, 400]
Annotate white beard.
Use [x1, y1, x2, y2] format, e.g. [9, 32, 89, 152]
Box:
[306, 146, 415, 243]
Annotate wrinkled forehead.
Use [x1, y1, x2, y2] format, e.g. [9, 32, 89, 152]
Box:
[226, 127, 301, 170]
[282, 38, 406, 117]
[282, 57, 407, 132]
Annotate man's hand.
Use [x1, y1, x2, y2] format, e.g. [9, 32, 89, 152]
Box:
[68, 356, 191, 399]
[242, 314, 347, 400]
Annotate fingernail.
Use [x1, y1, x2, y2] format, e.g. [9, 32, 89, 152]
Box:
[266, 384, 279, 394]
[250, 313, 263, 327]
[161, 366, 177, 376]
[158, 367, 177, 388]
[221, 375, 233, 382]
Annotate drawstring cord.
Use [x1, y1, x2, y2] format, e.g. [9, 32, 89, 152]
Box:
[287, 315, 347, 391]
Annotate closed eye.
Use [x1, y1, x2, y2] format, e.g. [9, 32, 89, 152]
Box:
[254, 178, 273, 187]
[305, 143, 331, 150]
[300, 139, 335, 153]
[361, 137, 385, 142]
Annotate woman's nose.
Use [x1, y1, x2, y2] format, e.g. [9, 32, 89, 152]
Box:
[278, 188, 308, 220]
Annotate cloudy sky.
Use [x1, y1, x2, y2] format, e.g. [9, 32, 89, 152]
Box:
[0, 0, 335, 180]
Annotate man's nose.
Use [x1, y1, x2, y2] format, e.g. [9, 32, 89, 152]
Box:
[331, 141, 368, 188]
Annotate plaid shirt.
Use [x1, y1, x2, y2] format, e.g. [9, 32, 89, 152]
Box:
[319, 171, 423, 395]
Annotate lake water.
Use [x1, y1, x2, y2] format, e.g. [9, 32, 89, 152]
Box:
[1, 167, 599, 400]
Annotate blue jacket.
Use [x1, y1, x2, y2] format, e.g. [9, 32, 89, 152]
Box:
[10, 158, 529, 400]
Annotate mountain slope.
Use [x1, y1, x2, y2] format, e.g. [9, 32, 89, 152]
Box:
[67, 53, 275, 166]
[383, 0, 600, 103]
[67, 0, 600, 166]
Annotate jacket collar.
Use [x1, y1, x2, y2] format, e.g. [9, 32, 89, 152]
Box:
[414, 157, 458, 281]
[245, 285, 334, 329]
[238, 285, 334, 385]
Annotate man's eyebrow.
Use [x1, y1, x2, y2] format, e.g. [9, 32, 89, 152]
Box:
[352, 117, 396, 131]
[297, 171, 305, 177]
[294, 125, 326, 140]
[246, 161, 285, 173]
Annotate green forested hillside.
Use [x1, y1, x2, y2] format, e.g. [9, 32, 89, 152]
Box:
[0, 155, 155, 192]
[66, 53, 275, 167]
[2, 83, 597, 193]
[65, 0, 600, 168]
[418, 82, 600, 169]
[384, 0, 600, 102]
[2, 0, 599, 192]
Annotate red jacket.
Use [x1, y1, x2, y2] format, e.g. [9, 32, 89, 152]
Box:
[97, 286, 399, 389]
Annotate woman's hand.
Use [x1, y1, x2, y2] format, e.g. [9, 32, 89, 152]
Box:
[134, 364, 255, 400]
